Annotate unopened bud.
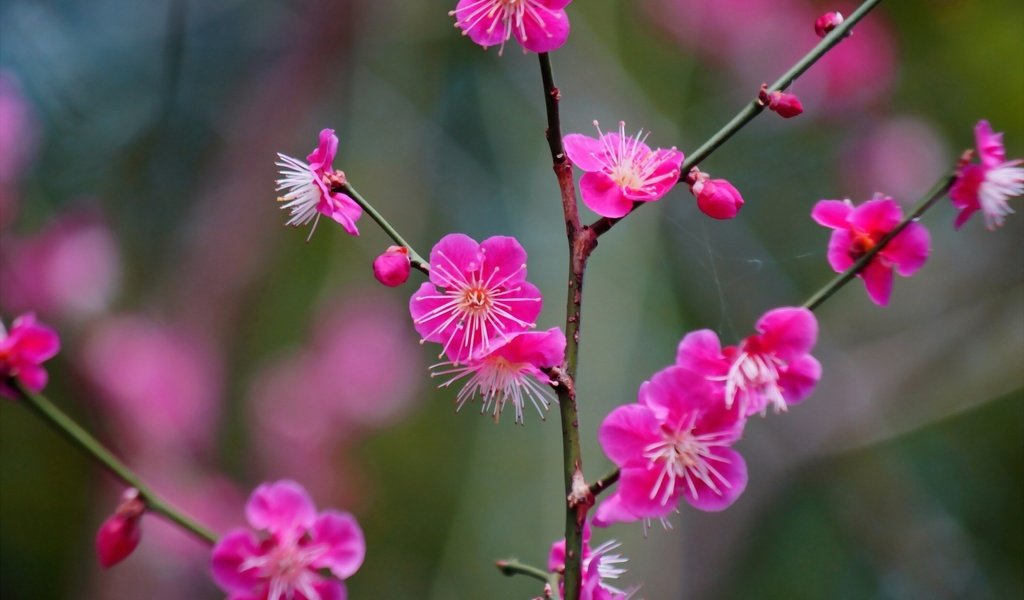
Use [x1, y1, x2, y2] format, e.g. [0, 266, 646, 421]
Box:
[759, 84, 804, 118]
[372, 246, 411, 287]
[96, 489, 144, 568]
[692, 178, 745, 220]
[814, 11, 844, 38]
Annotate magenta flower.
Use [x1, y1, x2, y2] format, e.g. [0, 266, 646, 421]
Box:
[211, 480, 365, 600]
[548, 525, 633, 600]
[450, 0, 572, 55]
[96, 488, 144, 569]
[372, 246, 411, 287]
[276, 129, 362, 238]
[812, 196, 931, 306]
[949, 120, 1024, 230]
[0, 312, 59, 398]
[676, 307, 821, 417]
[432, 327, 564, 424]
[410, 233, 543, 364]
[597, 366, 747, 522]
[564, 121, 684, 218]
[814, 11, 844, 38]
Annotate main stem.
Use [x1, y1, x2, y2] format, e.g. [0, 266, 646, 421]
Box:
[590, 0, 884, 236]
[10, 379, 219, 545]
[539, 51, 592, 600]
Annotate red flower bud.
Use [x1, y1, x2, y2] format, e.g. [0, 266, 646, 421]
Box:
[372, 246, 411, 287]
[814, 11, 845, 38]
[96, 489, 144, 568]
[692, 178, 745, 220]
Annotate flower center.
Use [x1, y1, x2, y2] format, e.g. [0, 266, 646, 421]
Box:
[459, 286, 494, 315]
[723, 350, 786, 415]
[450, 0, 561, 54]
[593, 121, 678, 193]
[241, 539, 327, 600]
[642, 417, 733, 505]
[848, 229, 878, 261]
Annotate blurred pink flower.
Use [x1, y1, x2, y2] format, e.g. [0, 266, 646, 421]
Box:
[676, 307, 821, 416]
[96, 489, 144, 569]
[450, 0, 572, 54]
[839, 116, 949, 202]
[82, 316, 222, 454]
[372, 245, 411, 287]
[689, 172, 744, 220]
[432, 327, 565, 424]
[211, 480, 365, 600]
[0, 71, 39, 227]
[548, 525, 633, 599]
[564, 121, 684, 218]
[0, 210, 121, 320]
[0, 312, 60, 398]
[812, 196, 931, 306]
[410, 234, 542, 364]
[950, 120, 1024, 230]
[814, 11, 844, 37]
[597, 366, 747, 522]
[276, 128, 362, 238]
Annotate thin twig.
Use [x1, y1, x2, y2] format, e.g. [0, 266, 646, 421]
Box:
[340, 182, 430, 273]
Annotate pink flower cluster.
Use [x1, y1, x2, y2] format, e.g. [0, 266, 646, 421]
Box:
[410, 234, 564, 423]
[0, 312, 60, 398]
[950, 120, 1024, 230]
[596, 307, 819, 525]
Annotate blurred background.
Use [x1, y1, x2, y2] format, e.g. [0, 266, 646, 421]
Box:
[1, 0, 1021, 598]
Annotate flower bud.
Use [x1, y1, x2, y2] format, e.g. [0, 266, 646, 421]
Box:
[768, 91, 804, 118]
[372, 246, 411, 287]
[96, 489, 144, 568]
[814, 11, 844, 38]
[692, 178, 745, 220]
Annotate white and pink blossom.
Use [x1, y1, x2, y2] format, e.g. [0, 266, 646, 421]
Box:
[950, 120, 1024, 230]
[548, 525, 634, 599]
[276, 129, 362, 238]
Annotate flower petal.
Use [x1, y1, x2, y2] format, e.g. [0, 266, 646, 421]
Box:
[591, 490, 640, 527]
[810, 199, 852, 229]
[563, 134, 607, 172]
[580, 171, 633, 218]
[322, 193, 362, 236]
[680, 447, 747, 512]
[598, 403, 660, 467]
[210, 529, 264, 595]
[310, 511, 366, 580]
[860, 259, 893, 306]
[480, 236, 529, 284]
[453, 0, 507, 48]
[850, 197, 901, 233]
[826, 229, 856, 273]
[428, 233, 483, 288]
[307, 129, 338, 171]
[516, 6, 570, 53]
[245, 480, 317, 539]
[675, 329, 726, 375]
[974, 120, 1006, 168]
[779, 355, 822, 405]
[885, 221, 930, 276]
[754, 307, 817, 362]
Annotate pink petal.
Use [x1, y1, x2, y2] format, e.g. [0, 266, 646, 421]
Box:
[245, 480, 317, 540]
[641, 365, 719, 431]
[674, 329, 727, 378]
[949, 165, 983, 213]
[616, 466, 679, 519]
[680, 448, 747, 512]
[885, 221, 930, 276]
[592, 491, 640, 527]
[210, 529, 264, 595]
[624, 148, 683, 201]
[810, 199, 852, 229]
[563, 134, 606, 172]
[15, 364, 47, 392]
[322, 192, 362, 236]
[974, 120, 1006, 168]
[778, 355, 821, 405]
[541, 0, 572, 9]
[850, 197, 901, 233]
[493, 327, 565, 368]
[754, 307, 817, 362]
[309, 511, 366, 580]
[312, 580, 347, 600]
[13, 322, 60, 362]
[480, 235, 529, 284]
[580, 171, 634, 218]
[826, 229, 856, 273]
[454, 0, 507, 48]
[428, 233, 483, 288]
[516, 7, 570, 53]
[307, 129, 338, 171]
[598, 403, 660, 467]
[547, 539, 567, 571]
[860, 259, 893, 306]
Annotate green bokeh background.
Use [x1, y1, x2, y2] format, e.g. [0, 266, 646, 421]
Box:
[1, 1, 1021, 598]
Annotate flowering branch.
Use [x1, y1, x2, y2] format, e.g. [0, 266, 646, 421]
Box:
[338, 182, 430, 273]
[587, 468, 620, 498]
[538, 51, 593, 600]
[496, 558, 561, 597]
[803, 171, 957, 310]
[589, 0, 884, 237]
[8, 377, 219, 545]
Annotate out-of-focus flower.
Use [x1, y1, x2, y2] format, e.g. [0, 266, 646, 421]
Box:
[82, 316, 222, 453]
[676, 307, 821, 416]
[0, 71, 39, 227]
[950, 120, 1024, 230]
[0, 210, 121, 320]
[548, 525, 634, 599]
[688, 169, 744, 220]
[597, 366, 747, 523]
[812, 196, 931, 306]
[373, 245, 412, 287]
[564, 121, 684, 218]
[839, 116, 949, 202]
[450, 0, 572, 55]
[211, 480, 365, 600]
[96, 488, 145, 569]
[432, 327, 564, 424]
[760, 85, 804, 118]
[410, 234, 542, 364]
[276, 128, 362, 238]
[814, 11, 844, 37]
[0, 312, 60, 398]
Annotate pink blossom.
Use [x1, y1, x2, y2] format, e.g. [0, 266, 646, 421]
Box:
[597, 366, 747, 522]
[564, 121, 684, 218]
[96, 488, 145, 568]
[431, 327, 564, 424]
[548, 525, 633, 599]
[0, 312, 60, 398]
[950, 120, 1024, 230]
[814, 11, 844, 37]
[211, 480, 365, 600]
[812, 196, 931, 306]
[450, 0, 572, 55]
[675, 307, 821, 417]
[410, 234, 543, 364]
[689, 173, 744, 220]
[372, 246, 411, 287]
[276, 129, 362, 238]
